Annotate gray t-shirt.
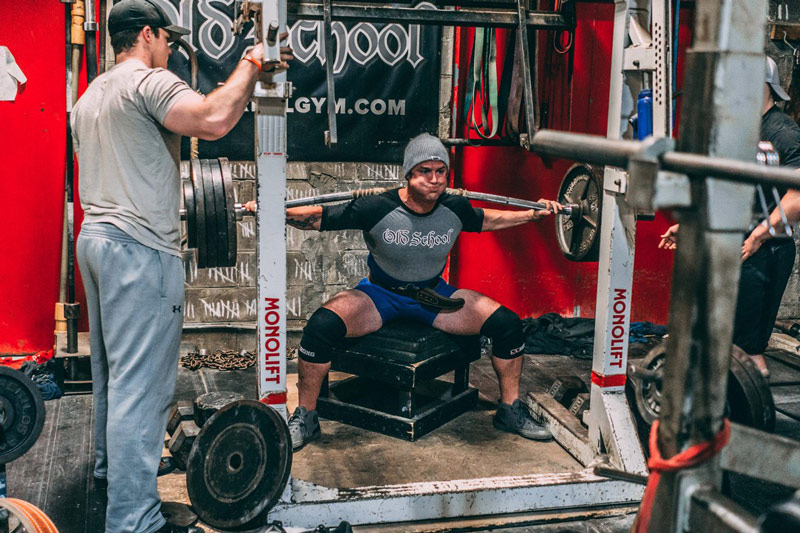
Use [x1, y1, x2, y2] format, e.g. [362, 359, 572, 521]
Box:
[71, 59, 192, 255]
[321, 189, 484, 286]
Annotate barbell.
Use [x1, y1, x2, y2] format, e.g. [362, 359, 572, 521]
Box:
[181, 158, 604, 268]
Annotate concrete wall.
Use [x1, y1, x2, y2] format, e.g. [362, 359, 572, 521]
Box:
[180, 161, 403, 352]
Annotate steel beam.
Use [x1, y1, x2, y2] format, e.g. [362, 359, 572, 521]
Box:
[287, 2, 574, 28]
[646, 0, 768, 530]
[720, 422, 800, 489]
[688, 488, 760, 533]
[268, 471, 644, 528]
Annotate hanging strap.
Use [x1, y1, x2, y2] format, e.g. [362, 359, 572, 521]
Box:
[633, 419, 731, 533]
[464, 28, 500, 139]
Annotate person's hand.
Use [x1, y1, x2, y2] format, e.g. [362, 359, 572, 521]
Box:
[741, 234, 762, 262]
[659, 224, 680, 250]
[244, 200, 257, 213]
[531, 198, 564, 221]
[247, 32, 294, 73]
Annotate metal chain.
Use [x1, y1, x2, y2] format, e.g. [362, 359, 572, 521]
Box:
[180, 349, 256, 371]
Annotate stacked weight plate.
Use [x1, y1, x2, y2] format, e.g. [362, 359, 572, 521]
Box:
[185, 158, 238, 269]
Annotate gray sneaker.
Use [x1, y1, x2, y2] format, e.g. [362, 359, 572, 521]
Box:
[288, 407, 321, 450]
[493, 399, 553, 441]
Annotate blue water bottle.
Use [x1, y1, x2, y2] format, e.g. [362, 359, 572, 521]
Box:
[636, 89, 653, 140]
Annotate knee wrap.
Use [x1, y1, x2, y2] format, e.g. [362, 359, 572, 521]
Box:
[299, 308, 347, 363]
[480, 306, 524, 359]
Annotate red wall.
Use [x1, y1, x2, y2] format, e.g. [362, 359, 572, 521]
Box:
[450, 2, 693, 323]
[1, 2, 692, 354]
[0, 2, 68, 354]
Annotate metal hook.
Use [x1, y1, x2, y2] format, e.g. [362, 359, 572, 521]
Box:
[784, 31, 798, 54]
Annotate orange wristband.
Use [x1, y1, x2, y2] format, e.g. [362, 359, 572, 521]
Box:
[242, 55, 262, 72]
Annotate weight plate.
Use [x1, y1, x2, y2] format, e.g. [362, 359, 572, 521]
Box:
[210, 160, 233, 268]
[728, 344, 776, 432]
[200, 159, 218, 269]
[193, 391, 245, 427]
[219, 157, 238, 266]
[191, 159, 208, 268]
[627, 342, 665, 426]
[183, 180, 197, 249]
[0, 366, 45, 464]
[556, 164, 602, 262]
[626, 342, 777, 438]
[187, 400, 292, 531]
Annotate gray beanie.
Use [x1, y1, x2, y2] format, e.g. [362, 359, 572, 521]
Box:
[402, 133, 449, 177]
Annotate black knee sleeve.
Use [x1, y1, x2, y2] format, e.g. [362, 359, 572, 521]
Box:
[480, 306, 524, 359]
[298, 308, 347, 363]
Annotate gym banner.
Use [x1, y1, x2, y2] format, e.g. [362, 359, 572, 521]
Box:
[139, 0, 442, 162]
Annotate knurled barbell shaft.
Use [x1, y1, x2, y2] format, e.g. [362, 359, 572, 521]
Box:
[182, 189, 578, 219]
[284, 187, 578, 216]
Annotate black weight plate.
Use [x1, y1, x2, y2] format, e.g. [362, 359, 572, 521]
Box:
[187, 400, 292, 531]
[728, 345, 776, 431]
[219, 157, 238, 266]
[556, 164, 602, 262]
[200, 159, 218, 269]
[183, 180, 197, 249]
[629, 343, 665, 426]
[210, 160, 233, 267]
[191, 159, 208, 268]
[0, 366, 45, 464]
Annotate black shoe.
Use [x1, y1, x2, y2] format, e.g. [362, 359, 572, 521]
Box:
[288, 407, 321, 450]
[158, 456, 177, 476]
[493, 399, 553, 441]
[156, 523, 203, 533]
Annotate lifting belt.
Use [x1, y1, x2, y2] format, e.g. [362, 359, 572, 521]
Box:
[392, 286, 465, 310]
[370, 277, 466, 310]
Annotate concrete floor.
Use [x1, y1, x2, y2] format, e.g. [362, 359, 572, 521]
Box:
[7, 349, 800, 532]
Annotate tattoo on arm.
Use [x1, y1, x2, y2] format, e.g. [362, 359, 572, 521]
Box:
[286, 214, 320, 229]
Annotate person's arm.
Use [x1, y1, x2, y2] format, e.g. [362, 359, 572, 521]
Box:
[742, 185, 800, 260]
[481, 199, 562, 231]
[286, 206, 322, 230]
[163, 41, 292, 140]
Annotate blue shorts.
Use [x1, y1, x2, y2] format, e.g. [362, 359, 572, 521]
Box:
[354, 277, 459, 325]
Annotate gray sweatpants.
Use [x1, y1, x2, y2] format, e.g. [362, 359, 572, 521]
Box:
[77, 223, 184, 533]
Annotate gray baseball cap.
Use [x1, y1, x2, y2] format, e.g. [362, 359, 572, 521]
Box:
[766, 56, 790, 102]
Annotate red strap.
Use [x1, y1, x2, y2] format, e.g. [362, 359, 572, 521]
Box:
[634, 419, 731, 532]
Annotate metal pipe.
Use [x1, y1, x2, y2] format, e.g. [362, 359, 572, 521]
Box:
[174, 38, 200, 159]
[287, 3, 573, 29]
[529, 130, 639, 169]
[529, 129, 800, 190]
[688, 488, 760, 533]
[662, 151, 800, 188]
